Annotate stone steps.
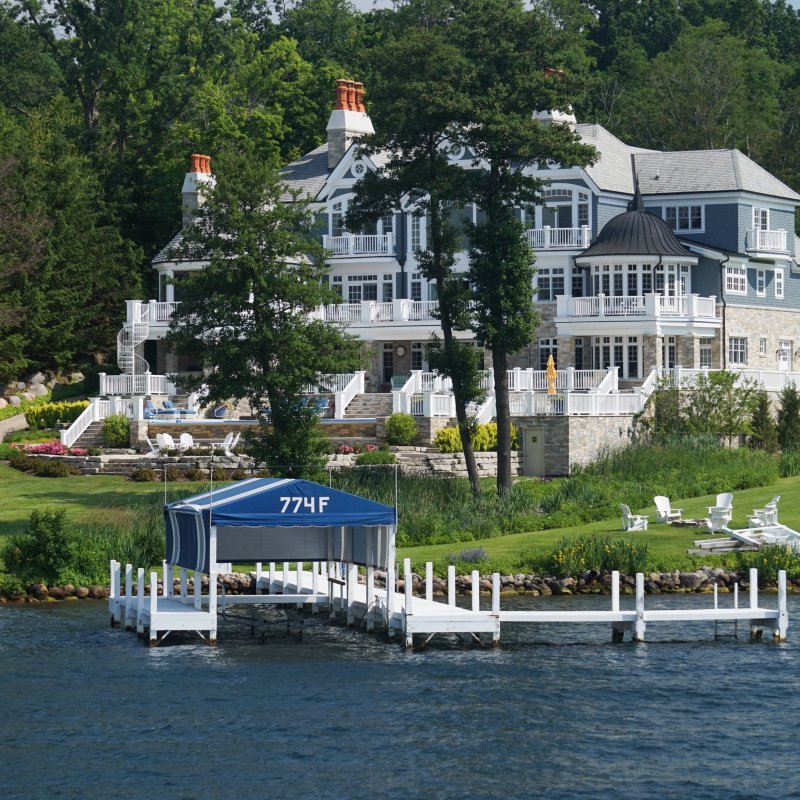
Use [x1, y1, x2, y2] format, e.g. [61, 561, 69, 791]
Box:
[344, 392, 393, 418]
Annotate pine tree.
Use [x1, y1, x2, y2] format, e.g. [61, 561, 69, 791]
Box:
[749, 390, 778, 454]
[777, 384, 800, 452]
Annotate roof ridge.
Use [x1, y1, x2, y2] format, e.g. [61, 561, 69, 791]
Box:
[730, 149, 742, 191]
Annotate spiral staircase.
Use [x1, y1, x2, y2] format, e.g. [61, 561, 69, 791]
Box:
[116, 307, 150, 378]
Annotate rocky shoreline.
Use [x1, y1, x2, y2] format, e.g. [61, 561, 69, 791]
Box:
[1, 565, 796, 604]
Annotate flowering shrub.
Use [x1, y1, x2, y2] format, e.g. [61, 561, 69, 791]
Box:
[14, 442, 87, 456]
[336, 442, 378, 455]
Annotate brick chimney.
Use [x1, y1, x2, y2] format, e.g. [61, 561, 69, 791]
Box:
[326, 78, 374, 170]
[181, 153, 214, 226]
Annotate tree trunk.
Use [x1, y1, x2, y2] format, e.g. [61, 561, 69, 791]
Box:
[493, 348, 512, 495]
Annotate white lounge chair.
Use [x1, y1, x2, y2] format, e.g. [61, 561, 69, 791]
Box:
[749, 495, 780, 528]
[179, 433, 194, 451]
[160, 433, 177, 450]
[620, 503, 648, 531]
[654, 495, 682, 524]
[146, 436, 160, 454]
[707, 492, 733, 532]
[213, 432, 234, 453]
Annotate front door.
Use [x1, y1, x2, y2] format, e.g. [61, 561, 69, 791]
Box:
[778, 340, 792, 372]
[522, 428, 545, 477]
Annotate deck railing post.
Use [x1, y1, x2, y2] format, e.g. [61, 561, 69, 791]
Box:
[471, 570, 480, 613]
[180, 567, 187, 604]
[297, 561, 304, 607]
[193, 568, 202, 610]
[611, 570, 620, 612]
[492, 572, 501, 648]
[163, 560, 172, 598]
[426, 562, 433, 603]
[448, 565, 456, 607]
[634, 573, 645, 642]
[367, 566, 375, 632]
[749, 568, 762, 640]
[136, 568, 145, 635]
[109, 560, 119, 626]
[125, 563, 134, 630]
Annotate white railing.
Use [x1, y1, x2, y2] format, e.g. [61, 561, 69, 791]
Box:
[747, 228, 787, 253]
[322, 233, 394, 256]
[658, 366, 800, 393]
[408, 300, 438, 321]
[508, 392, 644, 417]
[99, 372, 177, 397]
[557, 294, 718, 320]
[334, 371, 365, 417]
[483, 368, 609, 393]
[59, 396, 139, 448]
[125, 300, 180, 325]
[526, 226, 591, 249]
[370, 302, 394, 322]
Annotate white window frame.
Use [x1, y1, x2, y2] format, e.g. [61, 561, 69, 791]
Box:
[699, 337, 713, 369]
[775, 268, 784, 299]
[729, 337, 748, 366]
[410, 215, 424, 252]
[756, 269, 766, 297]
[725, 265, 747, 295]
[753, 207, 769, 231]
[536, 267, 565, 301]
[759, 337, 767, 356]
[664, 204, 703, 232]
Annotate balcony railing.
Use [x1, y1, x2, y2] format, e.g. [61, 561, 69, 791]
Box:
[315, 299, 440, 325]
[556, 294, 717, 320]
[525, 226, 591, 250]
[322, 233, 394, 256]
[746, 228, 787, 254]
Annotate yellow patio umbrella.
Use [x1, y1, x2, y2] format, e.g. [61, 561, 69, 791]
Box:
[546, 354, 557, 395]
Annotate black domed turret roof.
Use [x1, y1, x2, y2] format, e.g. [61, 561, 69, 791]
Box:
[578, 189, 693, 259]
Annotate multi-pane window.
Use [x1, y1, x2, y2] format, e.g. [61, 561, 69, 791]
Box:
[641, 270, 652, 294]
[627, 265, 638, 296]
[380, 215, 393, 235]
[571, 268, 585, 297]
[537, 268, 565, 301]
[729, 337, 747, 365]
[699, 338, 713, 368]
[382, 274, 394, 302]
[757, 269, 766, 297]
[411, 341, 425, 371]
[753, 208, 769, 230]
[776, 268, 784, 299]
[539, 338, 558, 370]
[331, 202, 344, 236]
[348, 274, 378, 302]
[665, 205, 702, 231]
[725, 266, 747, 295]
[411, 215, 422, 252]
[331, 275, 343, 298]
[663, 336, 676, 369]
[759, 337, 767, 356]
[574, 338, 584, 370]
[383, 343, 393, 383]
[613, 265, 623, 296]
[613, 336, 624, 370]
[410, 272, 422, 301]
[655, 265, 665, 294]
[627, 337, 640, 379]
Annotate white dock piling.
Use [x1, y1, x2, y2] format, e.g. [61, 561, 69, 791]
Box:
[492, 573, 500, 647]
[163, 560, 172, 598]
[366, 565, 375, 632]
[149, 571, 158, 644]
[404, 562, 414, 648]
[179, 567, 187, 602]
[447, 565, 456, 607]
[750, 567, 762, 640]
[109, 560, 120, 626]
[634, 573, 645, 642]
[269, 562, 276, 593]
[471, 570, 480, 613]
[776, 569, 788, 642]
[255, 562, 263, 594]
[136, 568, 145, 635]
[347, 562, 358, 625]
[124, 563, 134, 630]
[426, 562, 433, 603]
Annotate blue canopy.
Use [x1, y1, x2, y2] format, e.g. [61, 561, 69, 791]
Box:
[164, 478, 396, 573]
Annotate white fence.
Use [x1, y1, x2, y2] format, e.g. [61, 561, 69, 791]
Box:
[525, 226, 591, 249]
[59, 397, 140, 449]
[322, 233, 394, 256]
[657, 366, 800, 393]
[557, 293, 718, 321]
[99, 372, 176, 396]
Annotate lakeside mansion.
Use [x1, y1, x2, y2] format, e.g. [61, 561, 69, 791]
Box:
[108, 79, 800, 475]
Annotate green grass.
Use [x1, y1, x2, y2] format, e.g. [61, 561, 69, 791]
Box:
[0, 464, 205, 542]
[398, 475, 800, 572]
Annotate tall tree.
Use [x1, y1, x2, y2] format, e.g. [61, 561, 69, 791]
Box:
[165, 148, 362, 477]
[347, 0, 486, 495]
[451, 0, 596, 493]
[777, 383, 800, 452]
[749, 390, 778, 453]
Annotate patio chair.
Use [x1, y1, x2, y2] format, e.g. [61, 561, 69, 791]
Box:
[160, 433, 177, 450]
[156, 399, 177, 419]
[145, 436, 160, 454]
[654, 496, 682, 524]
[313, 397, 330, 417]
[179, 433, 194, 451]
[620, 503, 648, 531]
[749, 495, 780, 528]
[213, 432, 234, 452]
[144, 399, 158, 420]
[707, 492, 733, 532]
[213, 405, 226, 419]
[155, 433, 168, 450]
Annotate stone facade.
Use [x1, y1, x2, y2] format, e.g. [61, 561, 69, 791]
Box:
[725, 305, 800, 374]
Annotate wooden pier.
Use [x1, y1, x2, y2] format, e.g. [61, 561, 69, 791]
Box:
[109, 559, 789, 648]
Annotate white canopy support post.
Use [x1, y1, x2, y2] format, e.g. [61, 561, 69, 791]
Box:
[366, 565, 375, 632]
[269, 562, 276, 593]
[448, 565, 456, 607]
[163, 559, 172, 598]
[283, 561, 290, 592]
[634, 573, 645, 642]
[471, 570, 480, 613]
[404, 561, 413, 649]
[426, 562, 433, 603]
[297, 561, 305, 609]
[776, 570, 788, 642]
[149, 571, 158, 645]
[386, 560, 396, 639]
[194, 567, 202, 610]
[347, 562, 358, 625]
[208, 527, 218, 645]
[610, 570, 625, 642]
[124, 563, 134, 631]
[136, 568, 146, 636]
[492, 572, 501, 647]
[255, 562, 263, 595]
[180, 567, 188, 604]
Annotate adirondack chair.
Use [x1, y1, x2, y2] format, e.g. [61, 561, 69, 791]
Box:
[213, 432, 234, 453]
[313, 397, 330, 416]
[654, 496, 682, 524]
[707, 492, 733, 532]
[160, 433, 177, 450]
[620, 503, 648, 531]
[179, 433, 194, 451]
[749, 495, 780, 527]
[143, 399, 158, 419]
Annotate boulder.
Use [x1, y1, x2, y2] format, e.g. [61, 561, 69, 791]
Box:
[20, 392, 35, 402]
[30, 583, 49, 600]
[48, 587, 66, 601]
[88, 585, 107, 599]
[680, 571, 708, 589]
[0, 398, 6, 409]
[62, 584, 76, 597]
[32, 384, 49, 397]
[69, 371, 85, 383]
[75, 586, 90, 599]
[8, 395, 21, 407]
[26, 372, 46, 385]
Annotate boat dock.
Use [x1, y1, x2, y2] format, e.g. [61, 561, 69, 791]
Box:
[109, 558, 789, 648]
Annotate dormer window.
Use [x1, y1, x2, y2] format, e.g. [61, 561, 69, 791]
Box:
[525, 186, 591, 231]
[664, 204, 702, 232]
[331, 201, 344, 237]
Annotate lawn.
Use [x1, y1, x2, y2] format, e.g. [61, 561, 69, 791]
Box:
[397, 476, 800, 569]
[0, 465, 204, 540]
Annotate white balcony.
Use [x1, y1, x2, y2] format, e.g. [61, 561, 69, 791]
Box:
[746, 228, 787, 255]
[555, 293, 720, 337]
[99, 372, 177, 396]
[323, 233, 394, 257]
[525, 226, 591, 250]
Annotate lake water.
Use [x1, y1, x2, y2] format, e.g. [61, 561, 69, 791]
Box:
[2, 594, 800, 800]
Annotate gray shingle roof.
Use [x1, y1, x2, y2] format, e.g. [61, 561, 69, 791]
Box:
[280, 144, 330, 201]
[575, 124, 655, 194]
[153, 230, 185, 264]
[634, 149, 800, 201]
